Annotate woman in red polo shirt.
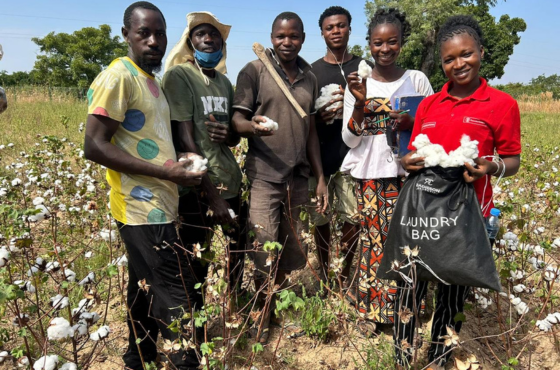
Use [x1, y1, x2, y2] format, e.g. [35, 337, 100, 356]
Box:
[396, 15, 521, 369]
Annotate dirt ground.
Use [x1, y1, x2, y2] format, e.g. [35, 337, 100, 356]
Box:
[2, 255, 560, 370]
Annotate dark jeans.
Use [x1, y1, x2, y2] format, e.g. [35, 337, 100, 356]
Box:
[178, 190, 247, 293]
[118, 222, 200, 370]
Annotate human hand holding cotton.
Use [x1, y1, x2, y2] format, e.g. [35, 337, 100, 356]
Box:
[179, 155, 208, 172]
[358, 60, 373, 80]
[315, 84, 344, 125]
[411, 134, 479, 168]
[259, 116, 279, 131]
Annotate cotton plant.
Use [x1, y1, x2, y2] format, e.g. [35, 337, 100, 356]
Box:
[90, 325, 111, 341]
[536, 313, 560, 332]
[314, 84, 343, 124]
[411, 134, 479, 168]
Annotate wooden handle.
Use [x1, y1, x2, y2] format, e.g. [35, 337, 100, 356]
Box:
[252, 42, 307, 119]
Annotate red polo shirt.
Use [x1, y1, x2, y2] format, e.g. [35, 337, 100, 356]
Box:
[409, 78, 521, 216]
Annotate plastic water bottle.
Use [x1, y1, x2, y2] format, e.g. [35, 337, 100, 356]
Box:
[486, 208, 501, 245]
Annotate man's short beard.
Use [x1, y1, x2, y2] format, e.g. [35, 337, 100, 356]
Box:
[137, 58, 162, 75]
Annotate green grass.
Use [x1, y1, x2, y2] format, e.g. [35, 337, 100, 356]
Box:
[0, 93, 87, 148]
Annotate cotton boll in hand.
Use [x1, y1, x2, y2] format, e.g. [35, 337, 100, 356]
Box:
[314, 84, 343, 124]
[228, 208, 237, 219]
[259, 116, 279, 131]
[358, 60, 372, 79]
[179, 156, 208, 172]
[411, 134, 431, 150]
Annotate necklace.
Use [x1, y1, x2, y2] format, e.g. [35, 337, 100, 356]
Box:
[327, 47, 348, 83]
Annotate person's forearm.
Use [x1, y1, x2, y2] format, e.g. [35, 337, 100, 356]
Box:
[493, 156, 520, 177]
[307, 118, 325, 182]
[84, 137, 168, 180]
[232, 111, 255, 137]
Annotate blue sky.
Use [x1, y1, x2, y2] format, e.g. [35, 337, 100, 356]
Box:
[0, 0, 559, 85]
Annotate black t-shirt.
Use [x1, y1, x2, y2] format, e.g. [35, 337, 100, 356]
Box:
[311, 55, 374, 177]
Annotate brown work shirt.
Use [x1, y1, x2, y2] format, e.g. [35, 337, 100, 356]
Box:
[233, 49, 318, 183]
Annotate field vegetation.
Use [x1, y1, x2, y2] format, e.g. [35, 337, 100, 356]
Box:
[0, 88, 559, 370]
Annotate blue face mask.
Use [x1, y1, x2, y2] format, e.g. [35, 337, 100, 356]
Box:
[194, 49, 223, 68]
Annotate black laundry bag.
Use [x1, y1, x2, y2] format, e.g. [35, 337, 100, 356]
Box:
[377, 166, 502, 291]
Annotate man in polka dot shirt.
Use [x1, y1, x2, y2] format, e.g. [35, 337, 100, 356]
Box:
[84, 2, 206, 369]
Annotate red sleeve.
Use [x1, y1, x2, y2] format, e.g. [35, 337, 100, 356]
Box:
[494, 100, 521, 156]
[408, 99, 428, 151]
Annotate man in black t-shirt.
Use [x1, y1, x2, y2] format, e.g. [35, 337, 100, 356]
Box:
[310, 6, 373, 290]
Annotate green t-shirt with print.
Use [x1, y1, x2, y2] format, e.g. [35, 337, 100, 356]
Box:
[162, 63, 241, 199]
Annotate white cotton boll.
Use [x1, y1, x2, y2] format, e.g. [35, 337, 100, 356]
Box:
[259, 116, 279, 131]
[546, 313, 558, 324]
[47, 317, 75, 341]
[357, 60, 372, 79]
[513, 284, 526, 293]
[0, 351, 9, 363]
[90, 325, 110, 341]
[509, 269, 524, 280]
[534, 245, 545, 256]
[180, 156, 209, 172]
[503, 232, 518, 241]
[79, 272, 95, 286]
[510, 297, 521, 306]
[80, 311, 100, 324]
[45, 261, 60, 272]
[228, 208, 237, 219]
[0, 246, 10, 267]
[544, 270, 556, 281]
[32, 197, 45, 205]
[59, 362, 78, 370]
[411, 134, 431, 150]
[112, 254, 128, 267]
[537, 319, 553, 332]
[73, 320, 88, 336]
[18, 356, 30, 368]
[99, 229, 118, 242]
[33, 355, 59, 370]
[50, 294, 69, 309]
[515, 301, 529, 315]
[84, 251, 93, 258]
[553, 312, 560, 322]
[64, 269, 76, 282]
[72, 298, 90, 316]
[552, 238, 560, 248]
[417, 144, 447, 167]
[314, 84, 343, 124]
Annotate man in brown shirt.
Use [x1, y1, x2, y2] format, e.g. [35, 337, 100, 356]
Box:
[232, 11, 327, 343]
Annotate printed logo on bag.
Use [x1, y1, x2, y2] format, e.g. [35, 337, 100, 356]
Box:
[399, 216, 459, 240]
[415, 179, 442, 194]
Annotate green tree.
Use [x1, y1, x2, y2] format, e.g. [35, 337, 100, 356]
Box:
[0, 70, 38, 86]
[31, 25, 127, 88]
[364, 0, 526, 90]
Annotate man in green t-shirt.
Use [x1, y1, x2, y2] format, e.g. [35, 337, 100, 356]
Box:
[162, 12, 245, 294]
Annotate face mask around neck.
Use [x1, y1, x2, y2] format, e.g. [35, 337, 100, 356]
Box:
[194, 48, 223, 69]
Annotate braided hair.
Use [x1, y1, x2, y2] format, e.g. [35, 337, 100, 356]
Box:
[123, 1, 166, 29]
[367, 8, 411, 44]
[437, 15, 483, 48]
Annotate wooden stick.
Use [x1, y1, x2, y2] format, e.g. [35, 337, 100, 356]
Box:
[252, 42, 307, 119]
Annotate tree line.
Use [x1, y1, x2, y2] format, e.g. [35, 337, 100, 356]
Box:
[3, 0, 556, 97]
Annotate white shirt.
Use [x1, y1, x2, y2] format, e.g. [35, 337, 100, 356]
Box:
[341, 70, 434, 180]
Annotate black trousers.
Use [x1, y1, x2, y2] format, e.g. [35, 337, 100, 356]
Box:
[394, 281, 471, 366]
[178, 190, 247, 293]
[118, 222, 201, 370]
